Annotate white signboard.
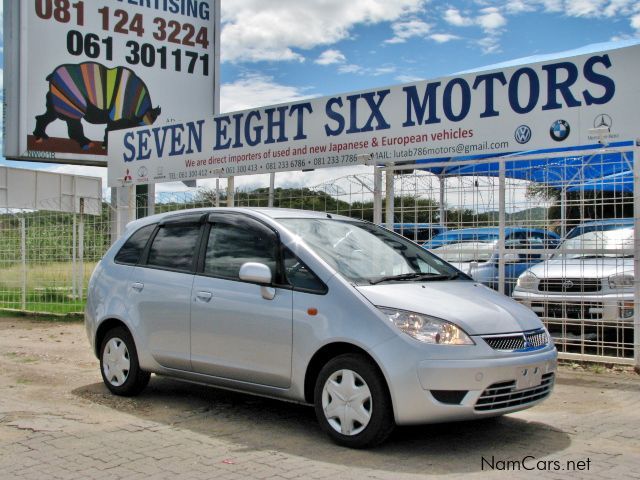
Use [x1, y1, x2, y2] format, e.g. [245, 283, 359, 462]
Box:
[108, 43, 640, 187]
[3, 0, 220, 166]
[0, 166, 102, 215]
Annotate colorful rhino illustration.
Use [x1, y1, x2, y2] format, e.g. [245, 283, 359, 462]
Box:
[34, 62, 161, 149]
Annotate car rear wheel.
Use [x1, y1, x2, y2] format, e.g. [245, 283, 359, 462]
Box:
[100, 327, 150, 396]
[314, 354, 394, 448]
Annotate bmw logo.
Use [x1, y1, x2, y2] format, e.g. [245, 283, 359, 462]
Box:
[514, 125, 532, 144]
[550, 120, 570, 142]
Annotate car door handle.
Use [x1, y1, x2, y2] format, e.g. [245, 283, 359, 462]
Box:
[195, 291, 213, 302]
[131, 282, 144, 292]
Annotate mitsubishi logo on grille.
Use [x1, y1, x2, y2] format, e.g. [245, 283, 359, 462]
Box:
[522, 334, 531, 349]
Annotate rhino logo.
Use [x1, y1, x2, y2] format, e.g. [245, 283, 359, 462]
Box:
[33, 62, 161, 150]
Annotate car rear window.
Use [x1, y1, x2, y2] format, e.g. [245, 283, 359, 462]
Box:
[114, 224, 157, 265]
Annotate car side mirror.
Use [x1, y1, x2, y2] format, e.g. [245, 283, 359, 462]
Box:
[239, 262, 276, 300]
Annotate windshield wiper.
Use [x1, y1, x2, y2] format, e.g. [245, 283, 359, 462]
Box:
[369, 272, 457, 285]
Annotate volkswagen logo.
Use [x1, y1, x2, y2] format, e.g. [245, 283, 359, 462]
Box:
[137, 166, 148, 177]
[550, 120, 570, 142]
[514, 125, 532, 144]
[593, 114, 612, 130]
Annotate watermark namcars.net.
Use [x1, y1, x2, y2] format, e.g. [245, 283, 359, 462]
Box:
[481, 456, 591, 472]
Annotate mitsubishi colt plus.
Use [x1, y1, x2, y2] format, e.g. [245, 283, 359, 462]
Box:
[85, 208, 557, 448]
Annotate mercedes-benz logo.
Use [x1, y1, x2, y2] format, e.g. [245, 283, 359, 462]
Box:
[514, 125, 532, 144]
[593, 114, 612, 130]
[550, 120, 570, 142]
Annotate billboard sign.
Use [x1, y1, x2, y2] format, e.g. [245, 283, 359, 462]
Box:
[108, 43, 640, 187]
[3, 0, 220, 166]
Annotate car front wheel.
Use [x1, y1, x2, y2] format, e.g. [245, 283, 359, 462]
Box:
[100, 327, 150, 396]
[314, 354, 394, 448]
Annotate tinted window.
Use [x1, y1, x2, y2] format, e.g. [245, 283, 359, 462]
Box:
[115, 224, 156, 265]
[204, 221, 277, 280]
[147, 225, 201, 272]
[283, 248, 326, 293]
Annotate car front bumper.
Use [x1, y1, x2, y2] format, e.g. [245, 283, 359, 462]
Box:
[372, 336, 557, 425]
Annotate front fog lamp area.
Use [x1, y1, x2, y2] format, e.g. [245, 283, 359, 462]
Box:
[379, 308, 474, 345]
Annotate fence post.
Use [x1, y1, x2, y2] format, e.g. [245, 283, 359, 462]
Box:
[438, 175, 446, 226]
[385, 167, 394, 228]
[72, 213, 77, 299]
[634, 144, 640, 372]
[227, 177, 235, 207]
[498, 160, 506, 295]
[20, 217, 26, 310]
[373, 167, 383, 224]
[268, 173, 275, 207]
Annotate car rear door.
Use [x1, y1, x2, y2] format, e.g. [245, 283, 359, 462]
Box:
[130, 214, 204, 371]
[190, 213, 293, 388]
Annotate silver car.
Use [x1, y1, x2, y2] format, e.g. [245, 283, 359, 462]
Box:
[85, 208, 557, 448]
[513, 225, 634, 324]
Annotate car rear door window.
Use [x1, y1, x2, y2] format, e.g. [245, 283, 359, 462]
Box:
[147, 225, 201, 272]
[115, 224, 157, 265]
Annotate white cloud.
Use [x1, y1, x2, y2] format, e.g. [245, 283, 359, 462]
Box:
[477, 7, 507, 30]
[395, 74, 424, 83]
[429, 33, 460, 43]
[385, 18, 432, 43]
[221, 0, 428, 63]
[338, 64, 365, 74]
[220, 74, 316, 112]
[444, 7, 474, 27]
[338, 64, 396, 76]
[315, 49, 347, 65]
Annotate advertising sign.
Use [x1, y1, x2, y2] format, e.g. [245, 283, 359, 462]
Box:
[3, 0, 220, 166]
[108, 43, 640, 187]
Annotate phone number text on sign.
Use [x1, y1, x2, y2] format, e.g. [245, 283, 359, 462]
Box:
[34, 0, 211, 77]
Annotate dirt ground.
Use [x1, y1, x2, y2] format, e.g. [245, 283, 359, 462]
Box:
[1, 316, 639, 479]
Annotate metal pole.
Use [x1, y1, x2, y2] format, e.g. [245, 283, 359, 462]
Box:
[78, 199, 85, 301]
[227, 177, 235, 207]
[20, 218, 26, 310]
[633, 143, 640, 372]
[373, 167, 383, 224]
[438, 176, 446, 227]
[560, 187, 567, 238]
[498, 161, 506, 295]
[215, 178, 220, 207]
[268, 172, 276, 207]
[385, 166, 395, 228]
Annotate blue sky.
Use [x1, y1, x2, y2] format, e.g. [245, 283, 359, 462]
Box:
[2, 0, 640, 189]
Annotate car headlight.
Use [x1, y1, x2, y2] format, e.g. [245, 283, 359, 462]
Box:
[608, 272, 634, 289]
[378, 307, 474, 345]
[516, 271, 538, 291]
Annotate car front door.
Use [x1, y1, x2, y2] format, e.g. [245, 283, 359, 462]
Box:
[190, 214, 293, 388]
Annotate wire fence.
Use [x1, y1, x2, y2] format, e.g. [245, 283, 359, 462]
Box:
[0, 151, 637, 365]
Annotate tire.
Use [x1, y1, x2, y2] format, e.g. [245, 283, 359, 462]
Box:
[100, 327, 150, 396]
[314, 353, 394, 448]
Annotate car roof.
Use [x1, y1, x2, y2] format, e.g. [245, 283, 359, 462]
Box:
[124, 207, 361, 232]
[573, 218, 634, 226]
[433, 227, 554, 236]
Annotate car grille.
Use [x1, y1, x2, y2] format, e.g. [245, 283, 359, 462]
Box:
[475, 373, 554, 412]
[482, 329, 549, 352]
[532, 302, 603, 320]
[538, 278, 602, 293]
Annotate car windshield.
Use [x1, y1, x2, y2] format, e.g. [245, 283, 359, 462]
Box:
[552, 228, 634, 259]
[565, 221, 633, 239]
[278, 218, 462, 285]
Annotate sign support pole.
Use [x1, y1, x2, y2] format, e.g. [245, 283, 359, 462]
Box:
[373, 167, 383, 225]
[385, 167, 394, 228]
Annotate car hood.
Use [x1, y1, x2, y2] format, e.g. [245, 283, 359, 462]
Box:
[526, 257, 632, 279]
[355, 281, 542, 335]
